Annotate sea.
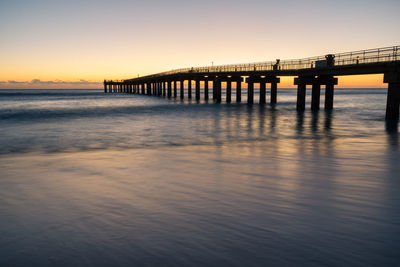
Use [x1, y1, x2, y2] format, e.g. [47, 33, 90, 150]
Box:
[0, 88, 399, 266]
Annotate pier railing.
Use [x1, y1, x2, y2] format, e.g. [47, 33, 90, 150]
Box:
[120, 46, 399, 81]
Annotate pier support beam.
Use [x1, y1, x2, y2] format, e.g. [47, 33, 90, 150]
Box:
[167, 81, 172, 98]
[162, 82, 166, 96]
[226, 81, 232, 103]
[188, 80, 192, 99]
[384, 72, 400, 120]
[180, 80, 184, 99]
[204, 80, 209, 100]
[236, 81, 241, 102]
[195, 80, 200, 100]
[247, 81, 254, 104]
[296, 84, 306, 111]
[213, 80, 217, 100]
[325, 84, 334, 109]
[174, 81, 177, 98]
[260, 82, 266, 104]
[311, 83, 321, 111]
[214, 79, 221, 103]
[271, 81, 277, 104]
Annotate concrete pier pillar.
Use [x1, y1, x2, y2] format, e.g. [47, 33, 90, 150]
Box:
[147, 83, 151, 95]
[167, 81, 172, 98]
[296, 83, 306, 111]
[162, 82, 166, 96]
[311, 83, 321, 110]
[142, 84, 145, 94]
[188, 80, 192, 99]
[104, 83, 107, 93]
[214, 79, 221, 103]
[204, 81, 209, 100]
[260, 82, 266, 104]
[236, 81, 241, 102]
[213, 81, 216, 100]
[180, 80, 184, 99]
[247, 81, 254, 104]
[271, 82, 277, 104]
[325, 84, 334, 109]
[226, 81, 232, 103]
[174, 81, 177, 98]
[195, 80, 200, 100]
[386, 83, 400, 120]
[384, 72, 400, 120]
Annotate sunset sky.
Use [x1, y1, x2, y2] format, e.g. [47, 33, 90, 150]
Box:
[0, 0, 399, 89]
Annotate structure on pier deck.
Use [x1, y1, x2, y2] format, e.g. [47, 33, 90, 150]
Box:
[104, 46, 400, 120]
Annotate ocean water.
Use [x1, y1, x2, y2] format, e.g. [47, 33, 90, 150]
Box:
[0, 89, 399, 266]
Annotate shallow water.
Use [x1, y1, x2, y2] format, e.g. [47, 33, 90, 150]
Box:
[0, 89, 399, 266]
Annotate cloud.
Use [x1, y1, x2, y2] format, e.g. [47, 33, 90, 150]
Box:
[29, 79, 100, 85]
[7, 80, 25, 84]
[1, 79, 101, 85]
[0, 79, 102, 89]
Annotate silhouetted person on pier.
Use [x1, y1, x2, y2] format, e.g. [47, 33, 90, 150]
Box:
[273, 59, 280, 71]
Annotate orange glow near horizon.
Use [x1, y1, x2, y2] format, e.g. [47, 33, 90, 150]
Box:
[0, 74, 387, 89]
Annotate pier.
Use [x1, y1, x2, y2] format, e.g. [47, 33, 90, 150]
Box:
[105, 46, 400, 120]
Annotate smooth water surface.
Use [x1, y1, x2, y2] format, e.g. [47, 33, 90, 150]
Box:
[0, 89, 399, 266]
